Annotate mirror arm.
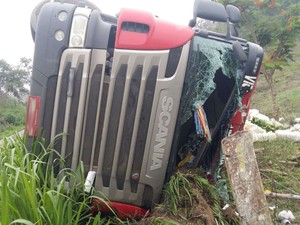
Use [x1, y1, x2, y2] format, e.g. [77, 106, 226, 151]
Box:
[226, 19, 231, 39]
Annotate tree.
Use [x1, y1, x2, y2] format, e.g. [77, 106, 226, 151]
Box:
[0, 58, 31, 102]
[222, 0, 300, 119]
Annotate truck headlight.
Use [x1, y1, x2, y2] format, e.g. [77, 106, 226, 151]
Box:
[69, 7, 91, 48]
[58, 11, 68, 22]
[71, 35, 83, 46]
[55, 30, 65, 41]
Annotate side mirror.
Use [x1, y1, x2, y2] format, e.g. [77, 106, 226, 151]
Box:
[226, 5, 241, 23]
[193, 0, 227, 22]
[192, 0, 241, 39]
[232, 41, 247, 62]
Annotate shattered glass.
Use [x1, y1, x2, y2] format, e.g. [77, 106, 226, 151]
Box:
[180, 36, 244, 124]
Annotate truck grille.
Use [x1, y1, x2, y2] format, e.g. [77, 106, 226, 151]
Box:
[50, 44, 190, 207]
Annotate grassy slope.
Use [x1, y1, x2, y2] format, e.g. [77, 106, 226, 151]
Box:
[0, 96, 26, 139]
[251, 44, 300, 121]
[251, 43, 300, 223]
[254, 140, 300, 223]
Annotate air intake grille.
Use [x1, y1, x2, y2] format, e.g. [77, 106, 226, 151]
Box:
[121, 21, 150, 33]
[51, 44, 190, 207]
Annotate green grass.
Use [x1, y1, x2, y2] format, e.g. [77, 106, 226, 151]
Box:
[0, 124, 25, 140]
[155, 170, 239, 225]
[250, 43, 300, 224]
[0, 96, 26, 139]
[0, 134, 110, 225]
[254, 140, 300, 223]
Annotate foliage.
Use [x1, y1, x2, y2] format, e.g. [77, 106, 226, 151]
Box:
[222, 0, 300, 119]
[251, 43, 300, 120]
[151, 218, 180, 225]
[2, 123, 297, 225]
[163, 171, 193, 216]
[251, 117, 284, 132]
[4, 114, 17, 125]
[0, 96, 26, 139]
[0, 134, 108, 225]
[161, 171, 240, 225]
[0, 57, 31, 102]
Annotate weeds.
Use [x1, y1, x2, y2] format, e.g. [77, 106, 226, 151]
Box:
[163, 171, 193, 216]
[151, 217, 180, 225]
[2, 117, 299, 224]
[161, 170, 240, 225]
[255, 139, 300, 222]
[0, 134, 106, 225]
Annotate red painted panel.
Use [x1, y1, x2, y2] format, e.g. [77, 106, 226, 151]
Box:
[25, 96, 41, 137]
[230, 82, 258, 134]
[91, 198, 150, 220]
[115, 8, 194, 50]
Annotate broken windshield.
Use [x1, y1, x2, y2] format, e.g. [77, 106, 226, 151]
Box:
[180, 36, 244, 124]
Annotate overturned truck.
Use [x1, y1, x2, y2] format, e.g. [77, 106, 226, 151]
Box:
[25, 0, 263, 219]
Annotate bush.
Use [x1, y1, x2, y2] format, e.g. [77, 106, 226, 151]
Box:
[0, 97, 26, 138]
[4, 114, 17, 125]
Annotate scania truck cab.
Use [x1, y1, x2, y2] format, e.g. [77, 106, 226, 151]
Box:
[25, 0, 263, 218]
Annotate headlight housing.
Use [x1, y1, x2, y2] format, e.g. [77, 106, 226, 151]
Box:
[69, 7, 91, 48]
